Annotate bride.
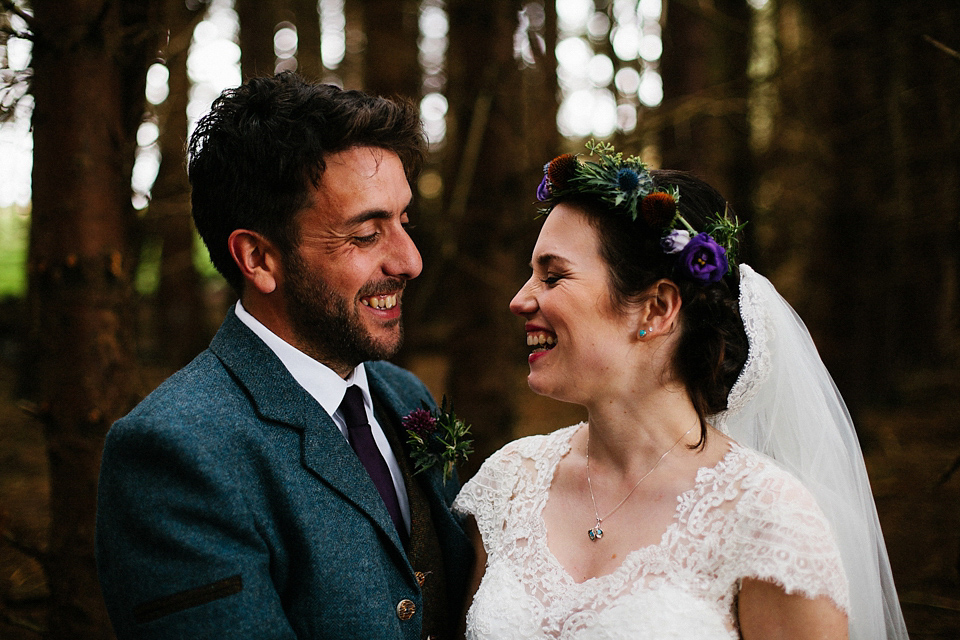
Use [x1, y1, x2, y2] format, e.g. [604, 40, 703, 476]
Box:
[453, 143, 908, 639]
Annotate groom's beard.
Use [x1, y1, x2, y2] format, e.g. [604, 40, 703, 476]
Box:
[283, 252, 406, 371]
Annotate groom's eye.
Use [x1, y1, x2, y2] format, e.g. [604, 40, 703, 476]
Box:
[353, 232, 380, 246]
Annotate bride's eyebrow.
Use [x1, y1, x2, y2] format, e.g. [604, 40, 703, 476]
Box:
[532, 254, 571, 270]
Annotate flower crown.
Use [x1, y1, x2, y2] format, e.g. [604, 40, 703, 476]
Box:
[536, 140, 745, 284]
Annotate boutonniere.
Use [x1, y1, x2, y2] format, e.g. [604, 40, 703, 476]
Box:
[402, 397, 473, 484]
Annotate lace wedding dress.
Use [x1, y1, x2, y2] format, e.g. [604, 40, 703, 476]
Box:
[453, 423, 849, 639]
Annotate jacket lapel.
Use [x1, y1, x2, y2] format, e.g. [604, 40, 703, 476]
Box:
[366, 363, 474, 620]
[209, 310, 407, 557]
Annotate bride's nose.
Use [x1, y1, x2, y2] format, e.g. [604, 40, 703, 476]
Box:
[509, 278, 537, 317]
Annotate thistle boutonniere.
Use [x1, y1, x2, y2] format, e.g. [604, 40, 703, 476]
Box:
[402, 397, 473, 484]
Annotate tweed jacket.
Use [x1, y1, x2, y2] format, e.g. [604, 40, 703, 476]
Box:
[95, 309, 473, 639]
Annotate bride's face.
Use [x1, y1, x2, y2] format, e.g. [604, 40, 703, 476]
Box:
[509, 204, 642, 404]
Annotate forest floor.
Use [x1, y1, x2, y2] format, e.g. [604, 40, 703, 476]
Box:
[1, 357, 959, 638]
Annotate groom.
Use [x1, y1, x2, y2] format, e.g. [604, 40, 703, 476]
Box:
[95, 73, 473, 639]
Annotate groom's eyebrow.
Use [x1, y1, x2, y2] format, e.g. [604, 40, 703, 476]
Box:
[344, 198, 413, 226]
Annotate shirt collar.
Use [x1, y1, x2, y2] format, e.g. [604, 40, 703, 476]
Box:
[234, 301, 372, 419]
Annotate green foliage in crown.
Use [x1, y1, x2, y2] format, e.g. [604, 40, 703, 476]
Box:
[536, 140, 746, 284]
[702, 204, 748, 266]
[536, 140, 677, 222]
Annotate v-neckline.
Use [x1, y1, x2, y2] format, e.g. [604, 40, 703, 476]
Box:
[534, 424, 740, 587]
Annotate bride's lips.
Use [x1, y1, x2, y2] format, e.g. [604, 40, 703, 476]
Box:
[524, 323, 557, 364]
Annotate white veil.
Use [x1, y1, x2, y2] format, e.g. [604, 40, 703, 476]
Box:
[714, 264, 909, 640]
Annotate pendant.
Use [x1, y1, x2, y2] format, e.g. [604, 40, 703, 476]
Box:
[588, 524, 603, 541]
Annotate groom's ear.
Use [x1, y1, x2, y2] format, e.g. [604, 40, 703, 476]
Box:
[228, 229, 282, 295]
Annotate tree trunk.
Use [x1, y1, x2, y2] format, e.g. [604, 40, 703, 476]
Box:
[805, 2, 894, 409]
[748, 0, 827, 300]
[357, 0, 423, 371]
[339, 0, 365, 89]
[27, 1, 163, 637]
[658, 0, 754, 248]
[361, 0, 420, 100]
[530, 0, 559, 156]
[879, 2, 960, 373]
[236, 0, 279, 78]
[799, 0, 960, 409]
[924, 7, 960, 368]
[291, 0, 323, 81]
[150, 0, 208, 369]
[518, 0, 559, 181]
[752, 0, 960, 420]
[442, 0, 530, 477]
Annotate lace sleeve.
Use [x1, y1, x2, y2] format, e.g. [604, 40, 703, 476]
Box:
[732, 464, 851, 613]
[453, 444, 523, 555]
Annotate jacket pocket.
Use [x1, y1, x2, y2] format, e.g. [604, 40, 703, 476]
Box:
[133, 574, 243, 624]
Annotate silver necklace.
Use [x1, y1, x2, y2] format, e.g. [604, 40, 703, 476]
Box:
[585, 423, 696, 541]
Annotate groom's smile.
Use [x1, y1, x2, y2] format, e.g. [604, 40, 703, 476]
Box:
[360, 293, 399, 310]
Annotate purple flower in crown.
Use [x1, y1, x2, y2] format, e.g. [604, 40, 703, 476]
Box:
[678, 233, 728, 283]
[536, 175, 551, 202]
[661, 230, 691, 254]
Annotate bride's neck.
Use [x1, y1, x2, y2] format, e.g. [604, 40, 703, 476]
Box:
[584, 385, 699, 472]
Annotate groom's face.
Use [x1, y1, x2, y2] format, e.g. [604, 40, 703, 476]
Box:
[280, 146, 422, 376]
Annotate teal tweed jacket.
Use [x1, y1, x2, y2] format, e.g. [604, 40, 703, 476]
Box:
[95, 309, 473, 639]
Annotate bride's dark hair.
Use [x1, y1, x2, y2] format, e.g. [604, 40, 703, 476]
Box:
[566, 170, 749, 447]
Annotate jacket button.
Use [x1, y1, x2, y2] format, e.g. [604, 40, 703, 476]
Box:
[415, 571, 428, 587]
[396, 599, 416, 621]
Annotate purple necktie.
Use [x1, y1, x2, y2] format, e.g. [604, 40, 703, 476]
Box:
[339, 386, 406, 541]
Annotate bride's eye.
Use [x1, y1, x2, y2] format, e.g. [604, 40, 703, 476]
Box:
[540, 273, 563, 286]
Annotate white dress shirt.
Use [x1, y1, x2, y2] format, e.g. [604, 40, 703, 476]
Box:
[234, 301, 411, 534]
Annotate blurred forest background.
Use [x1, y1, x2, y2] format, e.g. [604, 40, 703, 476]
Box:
[0, 0, 958, 638]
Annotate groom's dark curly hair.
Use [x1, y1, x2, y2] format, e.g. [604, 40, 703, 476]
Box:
[188, 71, 425, 292]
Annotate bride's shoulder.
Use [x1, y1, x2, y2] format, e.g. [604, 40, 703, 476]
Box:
[711, 444, 850, 612]
[484, 422, 583, 467]
[454, 424, 583, 523]
[714, 442, 827, 520]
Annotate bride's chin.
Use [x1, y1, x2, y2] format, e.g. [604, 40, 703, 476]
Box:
[526, 374, 549, 397]
[526, 374, 569, 403]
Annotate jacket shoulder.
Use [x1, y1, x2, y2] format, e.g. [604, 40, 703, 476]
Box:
[122, 350, 241, 421]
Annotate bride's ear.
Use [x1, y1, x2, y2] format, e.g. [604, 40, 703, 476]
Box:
[635, 279, 682, 339]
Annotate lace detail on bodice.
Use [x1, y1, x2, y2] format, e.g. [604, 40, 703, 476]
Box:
[453, 424, 849, 640]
